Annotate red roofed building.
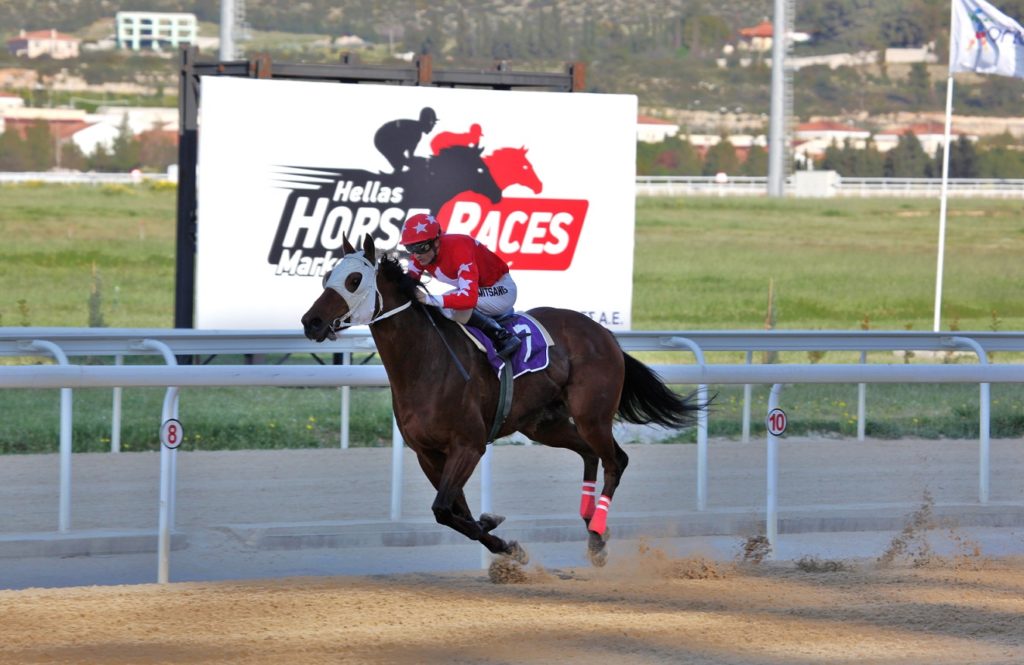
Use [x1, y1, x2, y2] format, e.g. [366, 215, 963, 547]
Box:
[739, 20, 774, 52]
[6, 29, 80, 59]
[637, 114, 679, 143]
[876, 121, 974, 155]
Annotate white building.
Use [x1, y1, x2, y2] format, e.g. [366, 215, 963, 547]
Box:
[94, 106, 178, 133]
[116, 12, 197, 52]
[6, 29, 80, 59]
[71, 121, 120, 156]
[637, 115, 679, 143]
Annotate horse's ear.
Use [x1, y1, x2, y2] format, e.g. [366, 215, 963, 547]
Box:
[342, 234, 356, 255]
[362, 234, 376, 263]
[476, 145, 484, 155]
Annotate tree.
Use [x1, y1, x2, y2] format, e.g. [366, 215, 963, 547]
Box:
[740, 144, 768, 176]
[942, 134, 979, 178]
[820, 139, 850, 174]
[0, 128, 30, 171]
[906, 63, 932, 106]
[109, 114, 140, 171]
[702, 137, 740, 176]
[884, 131, 930, 177]
[23, 120, 54, 171]
[850, 137, 885, 176]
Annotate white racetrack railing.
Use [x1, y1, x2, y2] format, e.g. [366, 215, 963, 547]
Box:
[2, 327, 1024, 582]
[4, 172, 1024, 197]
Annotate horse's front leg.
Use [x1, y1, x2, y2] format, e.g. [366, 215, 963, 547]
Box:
[433, 444, 526, 562]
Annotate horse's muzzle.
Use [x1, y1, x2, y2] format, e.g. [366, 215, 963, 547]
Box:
[301, 313, 334, 342]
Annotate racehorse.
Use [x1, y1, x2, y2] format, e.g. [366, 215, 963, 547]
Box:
[300, 234, 703, 566]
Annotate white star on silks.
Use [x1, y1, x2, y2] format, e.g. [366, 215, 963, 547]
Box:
[457, 262, 473, 275]
[454, 276, 473, 296]
[415, 221, 428, 233]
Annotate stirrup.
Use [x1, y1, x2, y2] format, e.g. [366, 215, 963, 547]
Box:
[495, 334, 521, 359]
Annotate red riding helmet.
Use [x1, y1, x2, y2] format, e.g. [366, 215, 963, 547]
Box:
[401, 213, 442, 247]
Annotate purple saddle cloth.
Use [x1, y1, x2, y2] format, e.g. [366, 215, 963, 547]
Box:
[465, 313, 552, 378]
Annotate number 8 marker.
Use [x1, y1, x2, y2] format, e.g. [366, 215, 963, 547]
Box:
[160, 418, 184, 449]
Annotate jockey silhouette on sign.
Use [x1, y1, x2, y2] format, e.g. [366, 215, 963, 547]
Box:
[374, 107, 438, 174]
[430, 123, 483, 155]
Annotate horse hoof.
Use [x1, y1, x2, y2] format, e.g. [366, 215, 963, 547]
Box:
[504, 540, 530, 565]
[587, 529, 609, 568]
[479, 513, 506, 533]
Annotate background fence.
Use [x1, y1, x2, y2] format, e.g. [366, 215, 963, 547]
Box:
[4, 172, 1024, 197]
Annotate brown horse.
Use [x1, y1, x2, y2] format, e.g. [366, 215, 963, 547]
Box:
[301, 234, 703, 566]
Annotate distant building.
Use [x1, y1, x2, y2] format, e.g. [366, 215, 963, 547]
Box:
[875, 122, 975, 155]
[0, 92, 24, 110]
[6, 29, 80, 59]
[637, 115, 679, 143]
[115, 11, 197, 52]
[738, 20, 775, 52]
[792, 121, 872, 167]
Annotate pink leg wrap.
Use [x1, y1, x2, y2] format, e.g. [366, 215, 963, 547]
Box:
[588, 495, 612, 535]
[579, 481, 597, 520]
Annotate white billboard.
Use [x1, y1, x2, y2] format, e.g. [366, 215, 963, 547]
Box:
[195, 76, 636, 330]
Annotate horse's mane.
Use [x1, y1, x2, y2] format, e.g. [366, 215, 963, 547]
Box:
[378, 254, 420, 300]
[378, 254, 460, 330]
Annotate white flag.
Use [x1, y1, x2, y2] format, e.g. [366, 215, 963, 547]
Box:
[951, 0, 1024, 77]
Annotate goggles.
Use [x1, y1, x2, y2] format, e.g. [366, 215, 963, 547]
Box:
[406, 240, 435, 255]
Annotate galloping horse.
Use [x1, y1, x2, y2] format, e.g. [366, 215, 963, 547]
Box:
[301, 235, 703, 565]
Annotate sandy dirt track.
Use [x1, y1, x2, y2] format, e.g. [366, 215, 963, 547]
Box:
[4, 546, 1024, 665]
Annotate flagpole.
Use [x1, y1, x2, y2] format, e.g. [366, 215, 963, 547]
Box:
[933, 0, 959, 333]
[933, 73, 954, 332]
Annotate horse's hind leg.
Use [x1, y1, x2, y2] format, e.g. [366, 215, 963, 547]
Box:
[520, 417, 600, 526]
[521, 416, 616, 566]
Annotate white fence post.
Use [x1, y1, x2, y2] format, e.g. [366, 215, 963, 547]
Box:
[340, 351, 351, 449]
[667, 337, 709, 510]
[742, 350, 753, 443]
[23, 340, 72, 532]
[390, 416, 403, 521]
[857, 350, 867, 441]
[766, 383, 784, 555]
[135, 339, 180, 584]
[111, 354, 123, 453]
[950, 336, 991, 504]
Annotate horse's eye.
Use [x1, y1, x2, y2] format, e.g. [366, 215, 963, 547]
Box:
[345, 273, 362, 293]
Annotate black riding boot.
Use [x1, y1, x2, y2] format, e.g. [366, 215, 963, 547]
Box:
[468, 311, 522, 359]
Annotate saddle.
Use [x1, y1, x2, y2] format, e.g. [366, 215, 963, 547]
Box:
[460, 312, 553, 379]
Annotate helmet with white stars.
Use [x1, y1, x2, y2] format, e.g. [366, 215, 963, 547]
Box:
[400, 213, 442, 247]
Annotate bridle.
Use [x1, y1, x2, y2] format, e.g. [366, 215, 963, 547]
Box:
[323, 252, 411, 338]
[323, 251, 470, 381]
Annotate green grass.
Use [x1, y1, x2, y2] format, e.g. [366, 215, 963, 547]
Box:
[2, 184, 1023, 452]
[633, 196, 1024, 331]
[0, 182, 177, 328]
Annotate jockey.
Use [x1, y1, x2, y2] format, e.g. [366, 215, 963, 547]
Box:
[400, 212, 522, 359]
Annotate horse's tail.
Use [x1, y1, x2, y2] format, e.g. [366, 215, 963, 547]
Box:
[617, 352, 707, 428]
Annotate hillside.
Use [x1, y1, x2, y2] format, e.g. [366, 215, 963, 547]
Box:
[2, 0, 1024, 124]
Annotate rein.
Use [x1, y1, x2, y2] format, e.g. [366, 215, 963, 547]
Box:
[419, 304, 471, 382]
[329, 294, 411, 335]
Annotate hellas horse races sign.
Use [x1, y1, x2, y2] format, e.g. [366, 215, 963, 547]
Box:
[195, 77, 637, 330]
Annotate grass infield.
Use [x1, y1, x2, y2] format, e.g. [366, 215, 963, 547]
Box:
[1, 184, 1022, 451]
